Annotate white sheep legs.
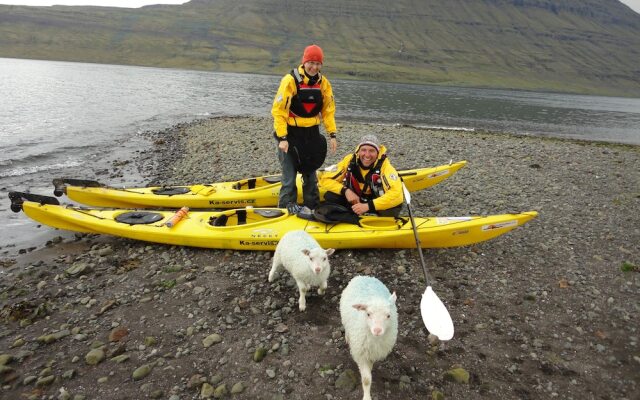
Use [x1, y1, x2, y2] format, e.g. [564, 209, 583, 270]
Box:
[344, 335, 375, 399]
[268, 260, 281, 283]
[270, 262, 328, 311]
[269, 261, 309, 311]
[297, 279, 328, 311]
[295, 279, 310, 311]
[318, 280, 327, 295]
[357, 359, 374, 400]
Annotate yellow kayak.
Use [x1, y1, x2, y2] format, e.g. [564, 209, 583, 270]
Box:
[53, 161, 467, 209]
[12, 193, 537, 251]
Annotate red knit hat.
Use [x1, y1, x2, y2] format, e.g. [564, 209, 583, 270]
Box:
[301, 45, 324, 64]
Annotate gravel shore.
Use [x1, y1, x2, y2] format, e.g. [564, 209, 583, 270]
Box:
[1, 116, 638, 400]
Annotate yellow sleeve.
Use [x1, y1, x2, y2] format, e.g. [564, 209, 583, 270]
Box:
[271, 75, 296, 138]
[372, 161, 404, 211]
[319, 154, 351, 195]
[320, 78, 337, 134]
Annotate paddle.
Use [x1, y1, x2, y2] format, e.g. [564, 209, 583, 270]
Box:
[402, 183, 455, 341]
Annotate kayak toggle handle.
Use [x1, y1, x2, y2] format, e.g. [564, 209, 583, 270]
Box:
[8, 192, 60, 213]
[52, 178, 103, 197]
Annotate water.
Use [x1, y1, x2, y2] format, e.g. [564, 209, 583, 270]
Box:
[1, 57, 639, 254]
[0, 58, 275, 181]
[337, 82, 640, 144]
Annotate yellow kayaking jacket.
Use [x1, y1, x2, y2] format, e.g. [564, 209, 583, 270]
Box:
[271, 65, 337, 138]
[319, 145, 403, 212]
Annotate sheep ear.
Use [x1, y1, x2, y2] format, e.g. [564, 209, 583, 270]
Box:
[301, 249, 311, 257]
[389, 292, 397, 304]
[325, 248, 335, 256]
[353, 304, 368, 312]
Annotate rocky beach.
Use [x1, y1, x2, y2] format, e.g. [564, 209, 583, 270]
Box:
[1, 115, 638, 400]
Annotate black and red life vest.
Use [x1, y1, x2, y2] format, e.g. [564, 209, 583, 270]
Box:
[288, 68, 323, 118]
[344, 154, 387, 201]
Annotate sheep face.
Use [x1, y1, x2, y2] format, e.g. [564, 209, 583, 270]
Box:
[301, 247, 335, 275]
[353, 292, 397, 337]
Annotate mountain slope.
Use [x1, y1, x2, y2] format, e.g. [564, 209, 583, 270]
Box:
[1, 0, 639, 96]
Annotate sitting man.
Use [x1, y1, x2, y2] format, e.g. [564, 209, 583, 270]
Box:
[319, 134, 403, 217]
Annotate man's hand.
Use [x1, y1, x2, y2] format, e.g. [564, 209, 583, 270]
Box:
[329, 137, 337, 154]
[344, 188, 360, 205]
[278, 140, 289, 153]
[352, 202, 370, 215]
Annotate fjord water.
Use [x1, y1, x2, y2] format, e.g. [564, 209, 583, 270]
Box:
[1, 58, 639, 254]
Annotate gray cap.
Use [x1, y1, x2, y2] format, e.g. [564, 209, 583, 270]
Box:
[357, 134, 380, 152]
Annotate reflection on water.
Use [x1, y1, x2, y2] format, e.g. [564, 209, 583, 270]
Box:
[334, 80, 640, 144]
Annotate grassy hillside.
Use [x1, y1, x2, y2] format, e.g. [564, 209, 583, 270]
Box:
[1, 0, 639, 96]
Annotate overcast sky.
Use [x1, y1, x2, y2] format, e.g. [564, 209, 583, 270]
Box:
[0, 0, 638, 13]
[0, 1, 189, 7]
[620, 0, 640, 13]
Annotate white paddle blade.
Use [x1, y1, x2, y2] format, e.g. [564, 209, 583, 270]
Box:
[402, 183, 411, 204]
[420, 286, 454, 341]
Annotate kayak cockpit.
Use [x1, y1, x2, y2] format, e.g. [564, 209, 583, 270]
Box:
[358, 216, 406, 231]
[151, 187, 191, 195]
[232, 176, 282, 191]
[115, 211, 165, 224]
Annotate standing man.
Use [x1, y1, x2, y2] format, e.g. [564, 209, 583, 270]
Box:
[272, 44, 338, 210]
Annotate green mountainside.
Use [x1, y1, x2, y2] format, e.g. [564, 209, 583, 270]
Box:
[1, 0, 639, 96]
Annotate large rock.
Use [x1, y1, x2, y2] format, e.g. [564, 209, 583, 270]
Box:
[443, 367, 470, 384]
[230, 382, 245, 394]
[0, 355, 13, 365]
[200, 382, 214, 398]
[37, 330, 70, 344]
[213, 383, 227, 399]
[253, 347, 267, 362]
[108, 326, 129, 342]
[85, 349, 105, 365]
[65, 262, 91, 276]
[202, 334, 223, 348]
[132, 363, 154, 380]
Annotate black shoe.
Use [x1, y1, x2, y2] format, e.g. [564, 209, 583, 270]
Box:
[286, 202, 302, 214]
[296, 206, 314, 220]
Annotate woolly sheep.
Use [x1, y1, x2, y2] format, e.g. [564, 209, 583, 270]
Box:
[268, 230, 335, 311]
[340, 275, 398, 400]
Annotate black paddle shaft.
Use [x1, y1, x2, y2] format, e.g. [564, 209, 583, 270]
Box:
[403, 190, 432, 287]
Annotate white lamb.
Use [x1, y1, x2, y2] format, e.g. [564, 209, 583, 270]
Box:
[340, 275, 398, 400]
[268, 230, 335, 311]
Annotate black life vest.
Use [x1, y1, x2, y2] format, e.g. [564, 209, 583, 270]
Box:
[288, 68, 323, 118]
[344, 154, 387, 201]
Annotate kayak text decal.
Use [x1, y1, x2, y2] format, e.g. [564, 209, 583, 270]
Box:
[251, 229, 278, 239]
[239, 240, 279, 247]
[209, 199, 256, 206]
[482, 220, 518, 231]
[428, 169, 450, 178]
[436, 217, 473, 224]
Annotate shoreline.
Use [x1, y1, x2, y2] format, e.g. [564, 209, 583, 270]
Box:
[1, 116, 638, 400]
[0, 131, 152, 257]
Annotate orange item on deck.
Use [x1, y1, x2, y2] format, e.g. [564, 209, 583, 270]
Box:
[165, 207, 189, 228]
